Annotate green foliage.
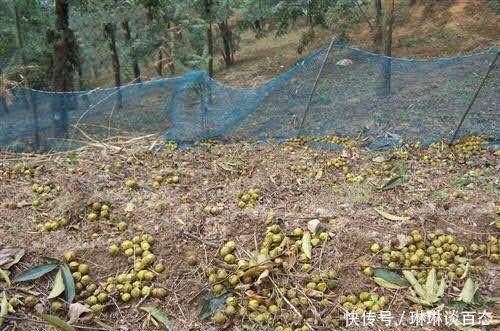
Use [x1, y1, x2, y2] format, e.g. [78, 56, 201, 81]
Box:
[326, 0, 368, 41]
[199, 293, 230, 320]
[13, 262, 59, 282]
[0, 0, 369, 89]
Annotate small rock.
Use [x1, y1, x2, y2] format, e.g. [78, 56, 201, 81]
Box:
[307, 219, 321, 234]
[336, 58, 353, 66]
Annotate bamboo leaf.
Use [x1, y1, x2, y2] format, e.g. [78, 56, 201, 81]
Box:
[302, 231, 312, 259]
[60, 265, 75, 303]
[373, 268, 410, 286]
[141, 307, 172, 330]
[48, 269, 65, 299]
[374, 207, 410, 221]
[14, 262, 59, 282]
[38, 314, 76, 331]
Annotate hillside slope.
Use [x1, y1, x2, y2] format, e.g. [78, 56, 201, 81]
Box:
[217, 0, 499, 87]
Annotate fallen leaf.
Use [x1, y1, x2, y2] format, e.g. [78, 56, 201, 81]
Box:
[403, 269, 446, 306]
[374, 207, 410, 221]
[141, 307, 172, 330]
[0, 248, 25, 269]
[67, 303, 91, 324]
[303, 288, 324, 298]
[458, 278, 477, 304]
[307, 219, 321, 234]
[38, 314, 76, 331]
[395, 234, 408, 249]
[373, 268, 409, 286]
[0, 291, 8, 327]
[0, 269, 11, 287]
[302, 231, 312, 259]
[60, 265, 75, 303]
[255, 269, 269, 285]
[380, 176, 403, 191]
[14, 262, 59, 282]
[199, 293, 230, 320]
[124, 202, 135, 212]
[373, 277, 406, 289]
[48, 269, 65, 299]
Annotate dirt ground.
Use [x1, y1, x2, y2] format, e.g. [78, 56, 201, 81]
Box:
[0, 135, 498, 331]
[216, 0, 500, 87]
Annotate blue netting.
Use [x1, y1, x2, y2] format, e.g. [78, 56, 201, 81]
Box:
[1, 39, 498, 152]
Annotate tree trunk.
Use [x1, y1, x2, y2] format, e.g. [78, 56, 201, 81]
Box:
[53, 0, 73, 91]
[204, 0, 214, 78]
[254, 19, 263, 38]
[103, 23, 122, 108]
[52, 0, 74, 138]
[165, 22, 175, 75]
[374, 0, 383, 50]
[156, 51, 164, 76]
[0, 96, 8, 114]
[382, 0, 394, 96]
[218, 20, 234, 66]
[207, 24, 214, 77]
[14, 4, 26, 63]
[122, 20, 141, 83]
[0, 68, 8, 113]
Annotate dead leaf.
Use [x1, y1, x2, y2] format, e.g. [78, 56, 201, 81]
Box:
[302, 231, 312, 259]
[0, 269, 11, 287]
[307, 219, 321, 234]
[458, 278, 477, 304]
[255, 269, 269, 285]
[373, 277, 406, 290]
[124, 202, 135, 212]
[0, 248, 25, 269]
[67, 303, 91, 324]
[303, 289, 324, 298]
[395, 234, 408, 249]
[374, 208, 411, 221]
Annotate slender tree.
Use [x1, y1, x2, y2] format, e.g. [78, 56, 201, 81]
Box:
[51, 0, 80, 138]
[205, 0, 214, 77]
[103, 22, 122, 107]
[52, 0, 74, 92]
[118, 0, 142, 83]
[374, 0, 383, 50]
[382, 0, 394, 96]
[218, 19, 235, 66]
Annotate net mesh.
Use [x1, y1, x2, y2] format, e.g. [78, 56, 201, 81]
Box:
[1, 39, 498, 152]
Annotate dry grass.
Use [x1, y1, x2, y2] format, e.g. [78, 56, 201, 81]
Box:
[0, 134, 498, 330]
